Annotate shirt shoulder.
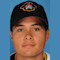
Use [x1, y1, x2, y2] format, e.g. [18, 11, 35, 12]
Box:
[45, 52, 50, 60]
[10, 52, 16, 60]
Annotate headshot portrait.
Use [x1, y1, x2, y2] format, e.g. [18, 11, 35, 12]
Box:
[10, 0, 50, 60]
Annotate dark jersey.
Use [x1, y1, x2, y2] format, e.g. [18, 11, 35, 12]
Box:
[10, 53, 16, 60]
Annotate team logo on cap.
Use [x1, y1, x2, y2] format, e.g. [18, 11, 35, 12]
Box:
[20, 2, 37, 12]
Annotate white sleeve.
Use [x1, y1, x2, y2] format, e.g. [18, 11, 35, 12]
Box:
[46, 52, 50, 60]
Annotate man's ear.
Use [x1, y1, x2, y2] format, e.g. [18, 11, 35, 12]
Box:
[45, 29, 50, 42]
[10, 31, 13, 41]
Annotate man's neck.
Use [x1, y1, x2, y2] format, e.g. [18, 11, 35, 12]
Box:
[15, 52, 44, 60]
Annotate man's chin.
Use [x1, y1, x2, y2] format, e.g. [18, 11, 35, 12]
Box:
[20, 51, 40, 57]
[21, 54, 37, 57]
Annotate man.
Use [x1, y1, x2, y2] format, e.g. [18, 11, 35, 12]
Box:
[10, 1, 50, 60]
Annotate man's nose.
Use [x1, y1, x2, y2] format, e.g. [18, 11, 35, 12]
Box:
[25, 32, 32, 40]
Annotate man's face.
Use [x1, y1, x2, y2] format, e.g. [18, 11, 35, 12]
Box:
[10, 16, 49, 57]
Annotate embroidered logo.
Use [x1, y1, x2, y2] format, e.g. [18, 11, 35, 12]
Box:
[20, 2, 37, 12]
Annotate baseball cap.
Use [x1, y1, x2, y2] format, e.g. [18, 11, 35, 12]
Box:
[10, 1, 49, 31]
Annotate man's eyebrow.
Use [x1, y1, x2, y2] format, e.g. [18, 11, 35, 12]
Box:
[32, 24, 42, 26]
[16, 25, 24, 26]
[15, 24, 42, 27]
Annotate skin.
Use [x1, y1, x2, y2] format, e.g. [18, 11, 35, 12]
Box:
[10, 16, 50, 60]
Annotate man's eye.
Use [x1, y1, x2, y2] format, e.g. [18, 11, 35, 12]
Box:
[17, 29, 23, 32]
[34, 28, 40, 31]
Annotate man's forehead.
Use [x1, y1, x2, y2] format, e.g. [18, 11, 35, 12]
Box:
[13, 16, 46, 30]
[13, 23, 45, 31]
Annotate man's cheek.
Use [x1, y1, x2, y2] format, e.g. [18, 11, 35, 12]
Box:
[13, 41, 21, 49]
[13, 34, 20, 40]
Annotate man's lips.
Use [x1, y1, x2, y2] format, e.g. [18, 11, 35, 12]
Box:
[22, 44, 35, 47]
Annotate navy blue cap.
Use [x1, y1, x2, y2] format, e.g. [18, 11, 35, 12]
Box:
[10, 1, 48, 31]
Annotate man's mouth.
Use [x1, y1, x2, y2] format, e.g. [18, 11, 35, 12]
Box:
[22, 44, 35, 47]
